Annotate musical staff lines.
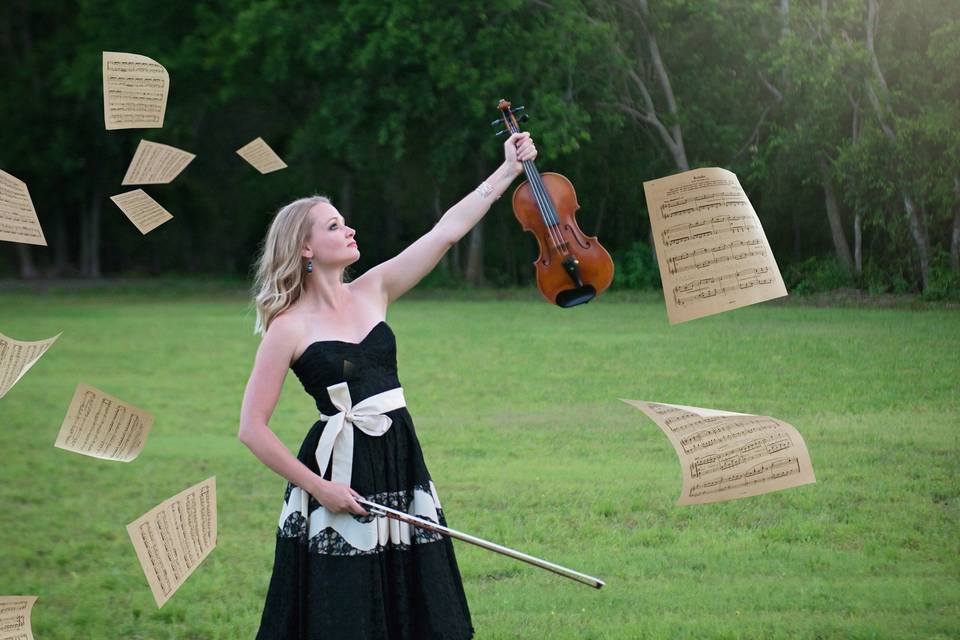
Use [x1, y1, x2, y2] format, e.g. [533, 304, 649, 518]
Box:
[662, 215, 754, 246]
[673, 267, 774, 306]
[643, 167, 787, 323]
[666, 239, 766, 274]
[660, 190, 747, 220]
[622, 400, 815, 505]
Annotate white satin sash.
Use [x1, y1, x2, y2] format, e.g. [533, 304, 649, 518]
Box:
[315, 381, 406, 487]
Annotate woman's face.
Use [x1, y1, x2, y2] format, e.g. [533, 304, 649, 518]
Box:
[304, 202, 359, 268]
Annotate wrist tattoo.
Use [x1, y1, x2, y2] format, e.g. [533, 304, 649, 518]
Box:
[475, 180, 499, 200]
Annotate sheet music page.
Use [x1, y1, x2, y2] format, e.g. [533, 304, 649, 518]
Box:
[121, 140, 195, 185]
[0, 331, 60, 400]
[109, 189, 173, 234]
[126, 477, 217, 608]
[102, 51, 169, 130]
[643, 167, 787, 323]
[236, 137, 287, 174]
[0, 170, 46, 246]
[0, 596, 37, 640]
[622, 399, 815, 505]
[54, 383, 153, 461]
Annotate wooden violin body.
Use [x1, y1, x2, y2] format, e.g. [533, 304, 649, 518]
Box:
[495, 98, 614, 307]
[512, 172, 614, 307]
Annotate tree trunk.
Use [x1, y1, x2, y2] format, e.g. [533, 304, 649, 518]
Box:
[609, 1, 690, 173]
[951, 175, 960, 274]
[817, 155, 854, 273]
[903, 195, 930, 290]
[862, 0, 930, 290]
[465, 162, 487, 286]
[464, 221, 485, 286]
[854, 213, 862, 276]
[16, 244, 38, 279]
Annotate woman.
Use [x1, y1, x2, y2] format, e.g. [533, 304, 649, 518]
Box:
[239, 132, 537, 639]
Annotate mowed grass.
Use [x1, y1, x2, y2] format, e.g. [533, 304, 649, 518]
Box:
[0, 288, 957, 639]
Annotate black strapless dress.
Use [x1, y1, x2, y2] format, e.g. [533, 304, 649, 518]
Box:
[255, 321, 474, 640]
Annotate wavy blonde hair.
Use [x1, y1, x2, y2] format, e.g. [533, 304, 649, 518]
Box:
[252, 195, 331, 335]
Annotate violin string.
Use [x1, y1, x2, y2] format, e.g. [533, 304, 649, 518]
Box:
[508, 116, 566, 251]
[526, 161, 566, 254]
[505, 112, 567, 255]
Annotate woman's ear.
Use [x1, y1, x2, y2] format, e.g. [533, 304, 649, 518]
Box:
[301, 244, 313, 259]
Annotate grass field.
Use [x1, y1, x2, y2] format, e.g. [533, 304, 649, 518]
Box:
[1, 286, 957, 639]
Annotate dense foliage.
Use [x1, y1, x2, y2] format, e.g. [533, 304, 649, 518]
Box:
[2, 0, 957, 296]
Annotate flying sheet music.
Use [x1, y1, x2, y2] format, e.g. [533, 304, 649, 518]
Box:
[121, 140, 196, 185]
[0, 331, 60, 400]
[109, 189, 173, 234]
[236, 137, 287, 174]
[643, 168, 787, 324]
[54, 383, 154, 461]
[102, 52, 169, 130]
[0, 595, 37, 640]
[622, 399, 815, 505]
[0, 170, 46, 246]
[127, 477, 217, 608]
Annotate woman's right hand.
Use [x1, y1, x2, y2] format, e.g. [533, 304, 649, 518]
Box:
[309, 477, 368, 516]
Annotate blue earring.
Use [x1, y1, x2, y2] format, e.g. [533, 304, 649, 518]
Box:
[306, 259, 313, 273]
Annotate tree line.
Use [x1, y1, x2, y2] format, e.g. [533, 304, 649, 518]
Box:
[2, 0, 957, 296]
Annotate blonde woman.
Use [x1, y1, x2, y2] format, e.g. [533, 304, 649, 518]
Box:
[240, 132, 537, 639]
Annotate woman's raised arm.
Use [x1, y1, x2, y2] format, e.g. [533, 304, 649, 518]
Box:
[357, 132, 536, 303]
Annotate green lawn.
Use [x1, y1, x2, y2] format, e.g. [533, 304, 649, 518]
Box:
[1, 288, 957, 639]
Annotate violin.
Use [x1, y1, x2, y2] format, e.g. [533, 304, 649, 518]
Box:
[494, 99, 615, 307]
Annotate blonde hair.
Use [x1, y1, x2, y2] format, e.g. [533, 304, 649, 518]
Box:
[252, 195, 331, 335]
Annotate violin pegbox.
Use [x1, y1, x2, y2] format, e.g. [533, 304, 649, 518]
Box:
[490, 99, 528, 137]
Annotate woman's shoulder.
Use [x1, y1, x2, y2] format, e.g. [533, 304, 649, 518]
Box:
[263, 308, 307, 354]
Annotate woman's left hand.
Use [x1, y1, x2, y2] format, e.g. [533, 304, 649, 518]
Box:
[504, 132, 537, 176]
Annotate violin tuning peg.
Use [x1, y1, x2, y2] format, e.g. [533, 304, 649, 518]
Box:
[511, 106, 526, 114]
[490, 118, 503, 128]
[495, 129, 509, 137]
[519, 113, 530, 123]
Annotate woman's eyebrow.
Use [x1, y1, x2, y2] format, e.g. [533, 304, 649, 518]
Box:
[326, 216, 345, 224]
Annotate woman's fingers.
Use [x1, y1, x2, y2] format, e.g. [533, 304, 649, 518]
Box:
[351, 500, 369, 516]
[347, 488, 368, 515]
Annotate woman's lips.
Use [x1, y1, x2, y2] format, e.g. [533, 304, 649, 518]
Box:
[348, 241, 358, 248]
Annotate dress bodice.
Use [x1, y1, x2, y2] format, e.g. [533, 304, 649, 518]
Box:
[290, 320, 401, 415]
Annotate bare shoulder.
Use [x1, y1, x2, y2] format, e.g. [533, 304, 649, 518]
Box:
[260, 309, 307, 366]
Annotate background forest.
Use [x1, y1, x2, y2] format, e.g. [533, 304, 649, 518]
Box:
[2, 0, 958, 298]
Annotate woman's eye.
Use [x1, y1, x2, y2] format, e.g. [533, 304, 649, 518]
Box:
[329, 224, 338, 230]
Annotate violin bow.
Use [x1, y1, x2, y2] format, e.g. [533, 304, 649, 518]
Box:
[355, 497, 605, 589]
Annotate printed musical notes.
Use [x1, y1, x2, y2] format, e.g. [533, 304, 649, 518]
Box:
[236, 137, 287, 174]
[0, 596, 37, 640]
[0, 331, 60, 400]
[673, 266, 775, 306]
[0, 170, 46, 246]
[109, 189, 173, 234]
[622, 399, 815, 505]
[643, 168, 787, 323]
[102, 52, 169, 130]
[53, 383, 154, 461]
[666, 239, 767, 275]
[127, 477, 217, 607]
[121, 140, 196, 185]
